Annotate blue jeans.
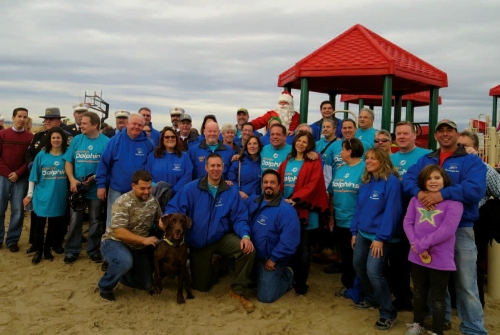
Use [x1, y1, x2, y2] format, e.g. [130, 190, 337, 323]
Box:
[353, 234, 397, 320]
[105, 187, 123, 228]
[98, 239, 153, 294]
[453, 227, 487, 335]
[0, 175, 28, 246]
[65, 199, 104, 257]
[256, 259, 293, 303]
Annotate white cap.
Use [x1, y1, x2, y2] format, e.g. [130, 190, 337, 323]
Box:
[114, 110, 131, 118]
[73, 103, 90, 113]
[170, 107, 185, 116]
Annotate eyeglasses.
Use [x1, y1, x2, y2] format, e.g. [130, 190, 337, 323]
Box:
[164, 135, 176, 140]
[374, 139, 390, 143]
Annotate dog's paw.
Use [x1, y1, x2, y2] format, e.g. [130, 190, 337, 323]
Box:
[177, 295, 186, 304]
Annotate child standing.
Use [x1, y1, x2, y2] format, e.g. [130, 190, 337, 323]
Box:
[403, 164, 463, 335]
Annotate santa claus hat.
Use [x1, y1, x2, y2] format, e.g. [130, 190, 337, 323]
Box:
[278, 90, 293, 104]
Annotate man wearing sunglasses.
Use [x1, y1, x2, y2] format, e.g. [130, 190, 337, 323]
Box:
[374, 130, 393, 154]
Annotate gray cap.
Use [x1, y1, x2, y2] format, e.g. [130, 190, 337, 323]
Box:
[179, 114, 192, 122]
[435, 119, 457, 131]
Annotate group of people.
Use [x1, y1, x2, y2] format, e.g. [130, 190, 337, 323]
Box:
[0, 91, 495, 334]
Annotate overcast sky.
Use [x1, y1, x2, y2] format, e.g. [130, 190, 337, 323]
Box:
[1, 0, 499, 131]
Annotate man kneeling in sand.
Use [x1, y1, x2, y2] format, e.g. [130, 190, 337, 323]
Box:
[164, 153, 256, 312]
[98, 170, 162, 301]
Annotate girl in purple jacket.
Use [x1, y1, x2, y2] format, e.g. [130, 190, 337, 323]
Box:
[403, 164, 463, 335]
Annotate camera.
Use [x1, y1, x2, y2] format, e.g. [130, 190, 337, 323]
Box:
[68, 173, 94, 211]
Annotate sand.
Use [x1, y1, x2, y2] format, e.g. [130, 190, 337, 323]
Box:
[1, 215, 500, 335]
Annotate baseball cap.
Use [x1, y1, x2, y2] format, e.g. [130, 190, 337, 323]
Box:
[435, 119, 457, 131]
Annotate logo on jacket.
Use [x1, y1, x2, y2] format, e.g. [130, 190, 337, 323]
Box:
[257, 215, 267, 225]
[344, 173, 350, 178]
[173, 164, 181, 171]
[292, 167, 298, 172]
[369, 191, 380, 200]
[88, 145, 93, 150]
[136, 148, 144, 156]
[198, 156, 205, 163]
[273, 153, 279, 158]
[446, 163, 459, 173]
[400, 160, 406, 166]
[215, 198, 223, 207]
[54, 161, 60, 166]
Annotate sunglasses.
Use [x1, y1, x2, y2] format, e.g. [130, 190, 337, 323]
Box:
[164, 135, 176, 140]
[374, 139, 390, 143]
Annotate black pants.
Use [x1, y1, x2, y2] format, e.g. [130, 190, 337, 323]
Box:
[30, 209, 68, 249]
[290, 228, 316, 293]
[388, 233, 413, 304]
[29, 211, 37, 245]
[411, 263, 450, 335]
[35, 215, 64, 252]
[335, 227, 355, 288]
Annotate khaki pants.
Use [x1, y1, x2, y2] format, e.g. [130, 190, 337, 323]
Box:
[190, 233, 255, 295]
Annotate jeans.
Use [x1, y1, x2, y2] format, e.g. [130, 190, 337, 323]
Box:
[453, 227, 487, 335]
[256, 259, 293, 303]
[105, 187, 123, 228]
[412, 263, 450, 335]
[353, 234, 397, 320]
[0, 175, 28, 246]
[65, 199, 104, 257]
[290, 228, 316, 294]
[98, 239, 153, 294]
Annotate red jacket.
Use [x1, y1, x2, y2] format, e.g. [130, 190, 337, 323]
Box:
[277, 157, 329, 226]
[251, 110, 300, 131]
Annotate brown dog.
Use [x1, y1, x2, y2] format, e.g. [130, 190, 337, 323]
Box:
[149, 213, 194, 304]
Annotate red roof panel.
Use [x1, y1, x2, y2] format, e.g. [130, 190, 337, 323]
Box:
[340, 91, 442, 107]
[490, 84, 500, 97]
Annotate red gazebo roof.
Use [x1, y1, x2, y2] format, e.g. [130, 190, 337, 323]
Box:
[278, 24, 448, 95]
[489, 84, 500, 97]
[340, 91, 442, 107]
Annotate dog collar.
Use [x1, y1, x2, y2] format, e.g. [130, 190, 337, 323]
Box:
[163, 236, 185, 248]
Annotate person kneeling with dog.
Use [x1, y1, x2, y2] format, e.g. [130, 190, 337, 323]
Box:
[247, 169, 300, 303]
[165, 153, 256, 312]
[97, 170, 162, 301]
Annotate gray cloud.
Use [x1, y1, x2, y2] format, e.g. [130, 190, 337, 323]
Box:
[1, 0, 499, 132]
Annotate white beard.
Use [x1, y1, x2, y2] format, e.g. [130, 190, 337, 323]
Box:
[275, 104, 294, 131]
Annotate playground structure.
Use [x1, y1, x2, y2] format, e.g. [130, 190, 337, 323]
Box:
[83, 91, 110, 123]
[468, 114, 500, 167]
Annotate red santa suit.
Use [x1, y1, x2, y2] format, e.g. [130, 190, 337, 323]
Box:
[251, 91, 300, 132]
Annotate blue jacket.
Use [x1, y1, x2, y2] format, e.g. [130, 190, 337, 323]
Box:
[403, 145, 487, 228]
[149, 123, 161, 147]
[188, 140, 234, 179]
[310, 117, 343, 141]
[247, 193, 300, 262]
[145, 150, 193, 194]
[165, 176, 251, 249]
[227, 154, 262, 198]
[96, 129, 154, 193]
[351, 174, 403, 242]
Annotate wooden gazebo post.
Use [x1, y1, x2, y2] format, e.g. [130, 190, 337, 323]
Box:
[381, 76, 393, 131]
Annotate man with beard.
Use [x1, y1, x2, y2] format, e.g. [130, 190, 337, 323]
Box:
[251, 91, 299, 136]
[170, 107, 184, 131]
[260, 124, 292, 172]
[188, 121, 233, 179]
[310, 101, 343, 141]
[246, 169, 300, 303]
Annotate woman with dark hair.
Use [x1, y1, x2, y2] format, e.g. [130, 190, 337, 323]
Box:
[403, 164, 462, 335]
[23, 127, 69, 264]
[145, 127, 192, 195]
[327, 138, 365, 296]
[228, 135, 263, 200]
[277, 131, 329, 295]
[351, 147, 402, 331]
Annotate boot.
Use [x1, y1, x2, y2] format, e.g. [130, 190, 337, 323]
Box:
[32, 251, 43, 265]
[44, 250, 54, 261]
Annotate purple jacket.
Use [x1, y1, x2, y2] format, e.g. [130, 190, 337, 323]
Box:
[403, 197, 463, 271]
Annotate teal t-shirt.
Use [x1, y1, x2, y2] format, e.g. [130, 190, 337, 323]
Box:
[63, 133, 109, 199]
[208, 144, 218, 152]
[325, 140, 344, 178]
[391, 146, 432, 178]
[260, 144, 292, 172]
[316, 138, 339, 165]
[283, 158, 319, 230]
[29, 151, 68, 217]
[355, 128, 376, 148]
[208, 184, 218, 197]
[328, 161, 365, 228]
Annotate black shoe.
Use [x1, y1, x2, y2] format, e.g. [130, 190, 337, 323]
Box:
[32, 251, 43, 265]
[52, 246, 65, 254]
[64, 254, 77, 264]
[44, 251, 54, 261]
[323, 263, 341, 274]
[294, 284, 309, 296]
[8, 243, 20, 252]
[90, 253, 103, 263]
[101, 261, 109, 272]
[100, 292, 115, 301]
[26, 245, 37, 254]
[82, 236, 87, 243]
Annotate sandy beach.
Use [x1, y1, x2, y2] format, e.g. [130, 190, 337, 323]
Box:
[1, 215, 499, 335]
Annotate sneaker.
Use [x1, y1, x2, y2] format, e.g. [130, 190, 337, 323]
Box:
[64, 254, 77, 264]
[353, 301, 377, 310]
[100, 291, 115, 301]
[90, 253, 103, 263]
[405, 323, 426, 335]
[229, 290, 254, 313]
[374, 317, 396, 331]
[335, 287, 347, 297]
